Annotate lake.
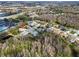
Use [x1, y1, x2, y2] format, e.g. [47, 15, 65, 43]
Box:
[0, 20, 16, 32]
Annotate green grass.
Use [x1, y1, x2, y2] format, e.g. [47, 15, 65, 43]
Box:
[8, 27, 19, 35]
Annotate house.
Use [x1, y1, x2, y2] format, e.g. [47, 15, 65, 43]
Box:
[18, 20, 27, 32]
[18, 20, 26, 28]
[27, 21, 37, 27]
[19, 28, 27, 32]
[28, 12, 39, 18]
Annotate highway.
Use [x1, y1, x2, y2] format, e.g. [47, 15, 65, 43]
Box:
[0, 12, 25, 19]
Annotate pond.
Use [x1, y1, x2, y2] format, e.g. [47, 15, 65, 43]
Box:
[0, 19, 16, 32]
[0, 20, 8, 32]
[0, 12, 17, 32]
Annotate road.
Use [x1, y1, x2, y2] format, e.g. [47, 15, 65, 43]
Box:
[0, 12, 25, 19]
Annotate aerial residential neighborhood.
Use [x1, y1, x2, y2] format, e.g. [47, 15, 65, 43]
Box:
[0, 1, 79, 57]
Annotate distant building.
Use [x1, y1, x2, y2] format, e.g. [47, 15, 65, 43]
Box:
[28, 12, 39, 18]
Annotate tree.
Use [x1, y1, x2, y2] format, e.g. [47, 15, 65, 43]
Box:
[17, 15, 29, 22]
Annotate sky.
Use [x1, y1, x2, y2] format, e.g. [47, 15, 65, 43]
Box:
[0, 0, 79, 1]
